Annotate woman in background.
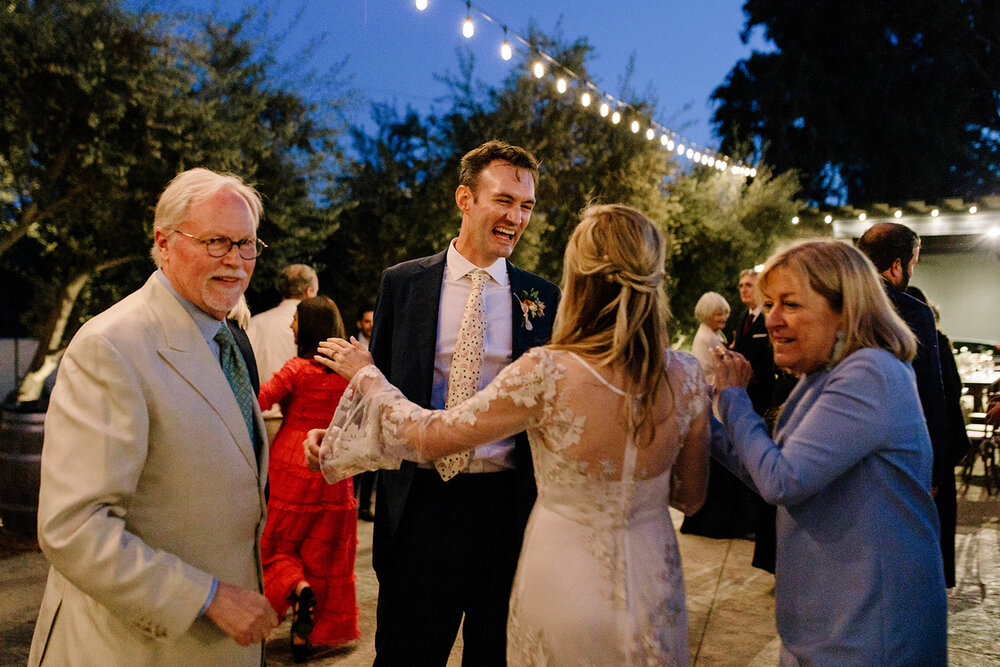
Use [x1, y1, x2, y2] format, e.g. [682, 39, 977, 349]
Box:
[712, 239, 946, 664]
[258, 296, 359, 662]
[690, 291, 730, 385]
[682, 291, 758, 539]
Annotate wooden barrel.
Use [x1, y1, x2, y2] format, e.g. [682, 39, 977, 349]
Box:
[0, 408, 45, 535]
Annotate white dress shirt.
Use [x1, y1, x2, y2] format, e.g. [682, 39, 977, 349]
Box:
[247, 299, 299, 385]
[431, 239, 515, 471]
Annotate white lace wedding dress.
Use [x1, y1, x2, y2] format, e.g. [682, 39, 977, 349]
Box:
[320, 347, 709, 666]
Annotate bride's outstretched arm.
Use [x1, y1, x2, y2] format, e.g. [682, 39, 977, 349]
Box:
[315, 339, 554, 460]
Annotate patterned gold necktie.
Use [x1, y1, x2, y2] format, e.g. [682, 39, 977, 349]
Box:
[436, 269, 489, 481]
[214, 323, 258, 457]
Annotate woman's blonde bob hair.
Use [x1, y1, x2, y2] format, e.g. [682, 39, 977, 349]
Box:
[694, 291, 730, 325]
[757, 239, 917, 367]
[549, 204, 671, 444]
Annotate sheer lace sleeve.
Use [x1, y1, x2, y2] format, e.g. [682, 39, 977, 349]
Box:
[318, 348, 563, 483]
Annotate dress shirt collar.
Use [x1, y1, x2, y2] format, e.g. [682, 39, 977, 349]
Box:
[749, 305, 762, 319]
[445, 238, 509, 287]
[155, 269, 226, 346]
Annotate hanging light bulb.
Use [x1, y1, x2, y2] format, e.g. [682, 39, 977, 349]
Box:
[707, 156, 715, 167]
[581, 92, 591, 107]
[599, 102, 609, 117]
[693, 151, 702, 162]
[676, 144, 685, 156]
[611, 111, 621, 124]
[630, 120, 640, 133]
[970, 205, 978, 214]
[931, 208, 939, 217]
[646, 128, 655, 141]
[556, 78, 567, 94]
[532, 61, 544, 78]
[660, 134, 669, 146]
[824, 214, 833, 224]
[667, 139, 675, 151]
[415, 0, 428, 10]
[858, 212, 867, 221]
[791, 216, 800, 225]
[462, 3, 474, 38]
[685, 148, 694, 160]
[500, 28, 512, 60]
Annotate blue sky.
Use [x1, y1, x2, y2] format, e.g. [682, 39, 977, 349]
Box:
[147, 1, 770, 152]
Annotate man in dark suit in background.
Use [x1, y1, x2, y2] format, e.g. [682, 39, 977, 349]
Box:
[732, 269, 776, 415]
[858, 222, 954, 586]
[730, 268, 781, 572]
[367, 140, 559, 665]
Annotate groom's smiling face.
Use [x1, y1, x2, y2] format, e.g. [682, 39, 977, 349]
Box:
[454, 159, 536, 268]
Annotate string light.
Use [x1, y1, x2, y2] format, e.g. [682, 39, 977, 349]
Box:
[462, 2, 474, 38]
[970, 205, 978, 214]
[858, 212, 867, 221]
[420, 0, 756, 176]
[931, 208, 939, 217]
[893, 210, 902, 218]
[792, 216, 800, 225]
[824, 215, 833, 224]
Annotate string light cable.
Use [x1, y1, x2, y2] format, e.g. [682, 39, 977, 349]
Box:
[411, 0, 758, 177]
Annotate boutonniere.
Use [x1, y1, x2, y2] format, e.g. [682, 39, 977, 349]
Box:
[518, 289, 546, 331]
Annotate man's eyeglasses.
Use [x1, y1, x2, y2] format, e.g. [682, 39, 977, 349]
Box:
[171, 230, 267, 260]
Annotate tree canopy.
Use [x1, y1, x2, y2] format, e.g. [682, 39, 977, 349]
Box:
[712, 0, 1000, 206]
[325, 32, 804, 336]
[0, 0, 347, 368]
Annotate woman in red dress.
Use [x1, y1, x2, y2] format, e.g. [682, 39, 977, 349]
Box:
[258, 296, 359, 661]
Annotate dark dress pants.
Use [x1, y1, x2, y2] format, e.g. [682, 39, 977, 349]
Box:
[373, 468, 520, 667]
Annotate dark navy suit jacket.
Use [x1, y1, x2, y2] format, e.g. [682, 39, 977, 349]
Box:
[368, 249, 560, 570]
[884, 282, 948, 486]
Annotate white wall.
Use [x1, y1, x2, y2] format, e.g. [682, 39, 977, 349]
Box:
[913, 249, 1000, 344]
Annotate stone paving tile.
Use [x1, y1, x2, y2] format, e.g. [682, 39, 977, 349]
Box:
[2, 477, 997, 666]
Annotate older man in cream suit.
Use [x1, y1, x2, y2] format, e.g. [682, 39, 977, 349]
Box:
[28, 168, 278, 665]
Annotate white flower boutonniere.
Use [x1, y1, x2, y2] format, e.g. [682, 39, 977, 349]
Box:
[518, 289, 546, 331]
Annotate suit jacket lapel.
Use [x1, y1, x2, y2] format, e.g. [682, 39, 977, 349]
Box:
[412, 252, 446, 405]
[142, 277, 260, 474]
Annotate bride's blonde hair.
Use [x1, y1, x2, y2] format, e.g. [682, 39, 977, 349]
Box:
[549, 204, 671, 445]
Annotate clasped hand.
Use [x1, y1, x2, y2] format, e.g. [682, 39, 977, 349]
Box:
[712, 347, 752, 390]
[314, 336, 373, 381]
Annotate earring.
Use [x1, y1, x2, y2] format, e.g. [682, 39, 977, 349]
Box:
[827, 330, 845, 369]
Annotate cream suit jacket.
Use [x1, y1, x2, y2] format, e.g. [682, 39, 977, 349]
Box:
[28, 274, 269, 666]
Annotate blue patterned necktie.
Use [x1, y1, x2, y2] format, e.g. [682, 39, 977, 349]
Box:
[214, 323, 257, 455]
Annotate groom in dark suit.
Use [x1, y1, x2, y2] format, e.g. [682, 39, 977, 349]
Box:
[368, 140, 559, 665]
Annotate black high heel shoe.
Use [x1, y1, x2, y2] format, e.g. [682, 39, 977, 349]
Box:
[288, 587, 316, 663]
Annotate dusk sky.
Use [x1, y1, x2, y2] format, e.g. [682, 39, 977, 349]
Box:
[150, 1, 770, 153]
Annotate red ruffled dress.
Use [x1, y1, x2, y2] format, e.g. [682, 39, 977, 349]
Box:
[258, 357, 359, 646]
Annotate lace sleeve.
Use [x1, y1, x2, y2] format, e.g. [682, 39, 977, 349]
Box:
[318, 349, 563, 482]
[318, 365, 425, 483]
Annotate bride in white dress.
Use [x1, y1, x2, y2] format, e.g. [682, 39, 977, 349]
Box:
[308, 204, 710, 666]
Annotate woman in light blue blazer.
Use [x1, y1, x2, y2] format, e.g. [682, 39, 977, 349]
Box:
[711, 239, 946, 666]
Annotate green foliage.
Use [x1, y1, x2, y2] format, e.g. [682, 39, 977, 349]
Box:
[712, 0, 1000, 205]
[327, 29, 806, 342]
[0, 0, 347, 357]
